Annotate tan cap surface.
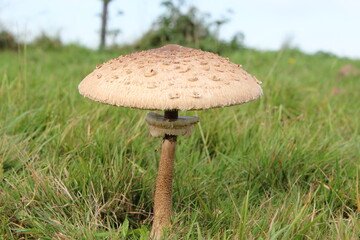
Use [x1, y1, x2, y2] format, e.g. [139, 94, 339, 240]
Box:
[78, 44, 263, 110]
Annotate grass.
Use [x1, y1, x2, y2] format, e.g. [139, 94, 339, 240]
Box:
[0, 45, 359, 239]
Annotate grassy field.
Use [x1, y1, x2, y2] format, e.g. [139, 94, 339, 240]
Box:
[0, 45, 359, 239]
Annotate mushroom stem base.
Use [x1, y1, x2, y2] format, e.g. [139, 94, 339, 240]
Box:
[150, 134, 177, 239]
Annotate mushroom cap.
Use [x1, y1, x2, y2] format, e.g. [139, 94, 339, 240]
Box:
[78, 44, 263, 110]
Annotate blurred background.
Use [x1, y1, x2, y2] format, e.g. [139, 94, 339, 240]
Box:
[1, 0, 360, 58]
[1, 1, 359, 239]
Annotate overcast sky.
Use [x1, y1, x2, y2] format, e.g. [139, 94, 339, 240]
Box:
[1, 0, 359, 59]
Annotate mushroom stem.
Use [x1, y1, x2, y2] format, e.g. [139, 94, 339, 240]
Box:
[164, 109, 178, 120]
[151, 110, 178, 239]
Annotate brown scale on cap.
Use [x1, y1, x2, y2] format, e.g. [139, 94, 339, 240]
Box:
[79, 44, 263, 110]
[187, 77, 198, 82]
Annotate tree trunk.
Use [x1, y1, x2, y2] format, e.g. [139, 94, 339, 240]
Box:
[100, 0, 110, 49]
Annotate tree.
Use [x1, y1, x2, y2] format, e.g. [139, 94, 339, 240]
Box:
[99, 0, 113, 49]
[0, 24, 17, 50]
[134, 0, 211, 50]
[133, 0, 243, 53]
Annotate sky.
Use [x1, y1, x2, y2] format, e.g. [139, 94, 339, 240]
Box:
[1, 0, 360, 59]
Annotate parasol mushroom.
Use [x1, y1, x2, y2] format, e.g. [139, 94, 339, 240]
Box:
[78, 44, 263, 239]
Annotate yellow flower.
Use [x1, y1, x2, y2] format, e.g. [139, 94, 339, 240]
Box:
[288, 58, 296, 64]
